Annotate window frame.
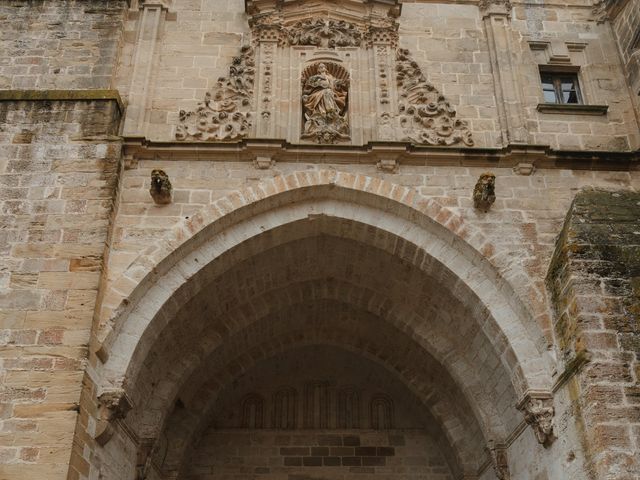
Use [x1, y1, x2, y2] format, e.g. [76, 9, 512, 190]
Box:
[538, 65, 583, 105]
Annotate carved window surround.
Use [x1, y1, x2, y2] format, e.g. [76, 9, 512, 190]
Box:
[529, 40, 608, 115]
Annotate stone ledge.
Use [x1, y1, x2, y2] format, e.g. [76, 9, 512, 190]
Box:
[536, 103, 608, 115]
[0, 89, 125, 114]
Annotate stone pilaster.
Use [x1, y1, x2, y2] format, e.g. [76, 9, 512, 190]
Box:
[481, 0, 528, 145]
[123, 2, 168, 136]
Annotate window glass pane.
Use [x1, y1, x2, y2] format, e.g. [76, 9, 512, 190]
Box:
[561, 77, 580, 103]
[540, 74, 554, 90]
[564, 89, 579, 103]
[543, 89, 558, 103]
[540, 71, 582, 104]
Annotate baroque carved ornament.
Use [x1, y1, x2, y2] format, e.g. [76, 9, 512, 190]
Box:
[301, 62, 350, 144]
[289, 18, 363, 47]
[518, 393, 556, 447]
[176, 45, 255, 141]
[176, 11, 474, 148]
[396, 48, 474, 146]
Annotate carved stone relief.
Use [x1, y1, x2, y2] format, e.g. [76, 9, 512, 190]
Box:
[301, 62, 350, 144]
[518, 393, 555, 447]
[175, 5, 475, 147]
[149, 169, 172, 205]
[396, 48, 474, 146]
[473, 173, 496, 212]
[176, 45, 255, 141]
[289, 18, 363, 47]
[94, 388, 133, 446]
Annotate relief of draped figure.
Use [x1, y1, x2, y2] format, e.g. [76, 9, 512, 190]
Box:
[301, 62, 350, 144]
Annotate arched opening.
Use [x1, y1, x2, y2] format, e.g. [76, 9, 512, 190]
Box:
[87, 171, 554, 480]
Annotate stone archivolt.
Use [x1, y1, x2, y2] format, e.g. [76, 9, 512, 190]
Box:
[396, 48, 474, 146]
[175, 45, 255, 141]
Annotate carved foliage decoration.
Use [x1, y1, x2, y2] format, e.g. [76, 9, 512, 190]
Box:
[396, 48, 474, 146]
[301, 62, 350, 144]
[289, 18, 362, 48]
[176, 45, 255, 141]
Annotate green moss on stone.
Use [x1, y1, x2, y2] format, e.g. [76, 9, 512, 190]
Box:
[0, 89, 124, 113]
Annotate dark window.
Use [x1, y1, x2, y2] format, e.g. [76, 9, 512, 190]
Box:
[540, 72, 582, 104]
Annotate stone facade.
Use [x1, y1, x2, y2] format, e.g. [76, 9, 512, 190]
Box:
[0, 1, 639, 480]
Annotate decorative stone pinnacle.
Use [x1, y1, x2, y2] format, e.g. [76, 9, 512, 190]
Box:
[517, 391, 555, 447]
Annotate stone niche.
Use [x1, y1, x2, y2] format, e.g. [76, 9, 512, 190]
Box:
[176, 0, 473, 146]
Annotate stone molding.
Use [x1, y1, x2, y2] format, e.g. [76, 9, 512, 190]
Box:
[122, 136, 640, 171]
[0, 88, 125, 113]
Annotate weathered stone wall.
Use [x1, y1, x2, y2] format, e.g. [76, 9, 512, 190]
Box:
[547, 189, 640, 479]
[0, 98, 122, 479]
[106, 159, 639, 339]
[512, 3, 640, 150]
[185, 430, 453, 480]
[0, 0, 128, 90]
[612, 0, 640, 96]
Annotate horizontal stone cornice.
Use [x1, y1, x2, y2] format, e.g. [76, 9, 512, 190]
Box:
[122, 136, 640, 171]
[0, 89, 125, 114]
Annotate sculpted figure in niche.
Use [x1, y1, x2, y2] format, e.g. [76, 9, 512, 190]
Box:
[301, 62, 350, 144]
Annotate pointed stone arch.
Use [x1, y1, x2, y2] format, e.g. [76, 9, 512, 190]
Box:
[84, 170, 556, 480]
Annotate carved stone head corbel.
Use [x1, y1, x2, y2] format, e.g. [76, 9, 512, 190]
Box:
[517, 391, 555, 447]
[473, 173, 496, 212]
[95, 388, 133, 446]
[150, 169, 172, 205]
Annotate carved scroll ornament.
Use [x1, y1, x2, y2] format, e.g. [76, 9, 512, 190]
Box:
[176, 46, 255, 141]
[396, 48, 474, 146]
[289, 18, 362, 47]
[301, 62, 350, 144]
